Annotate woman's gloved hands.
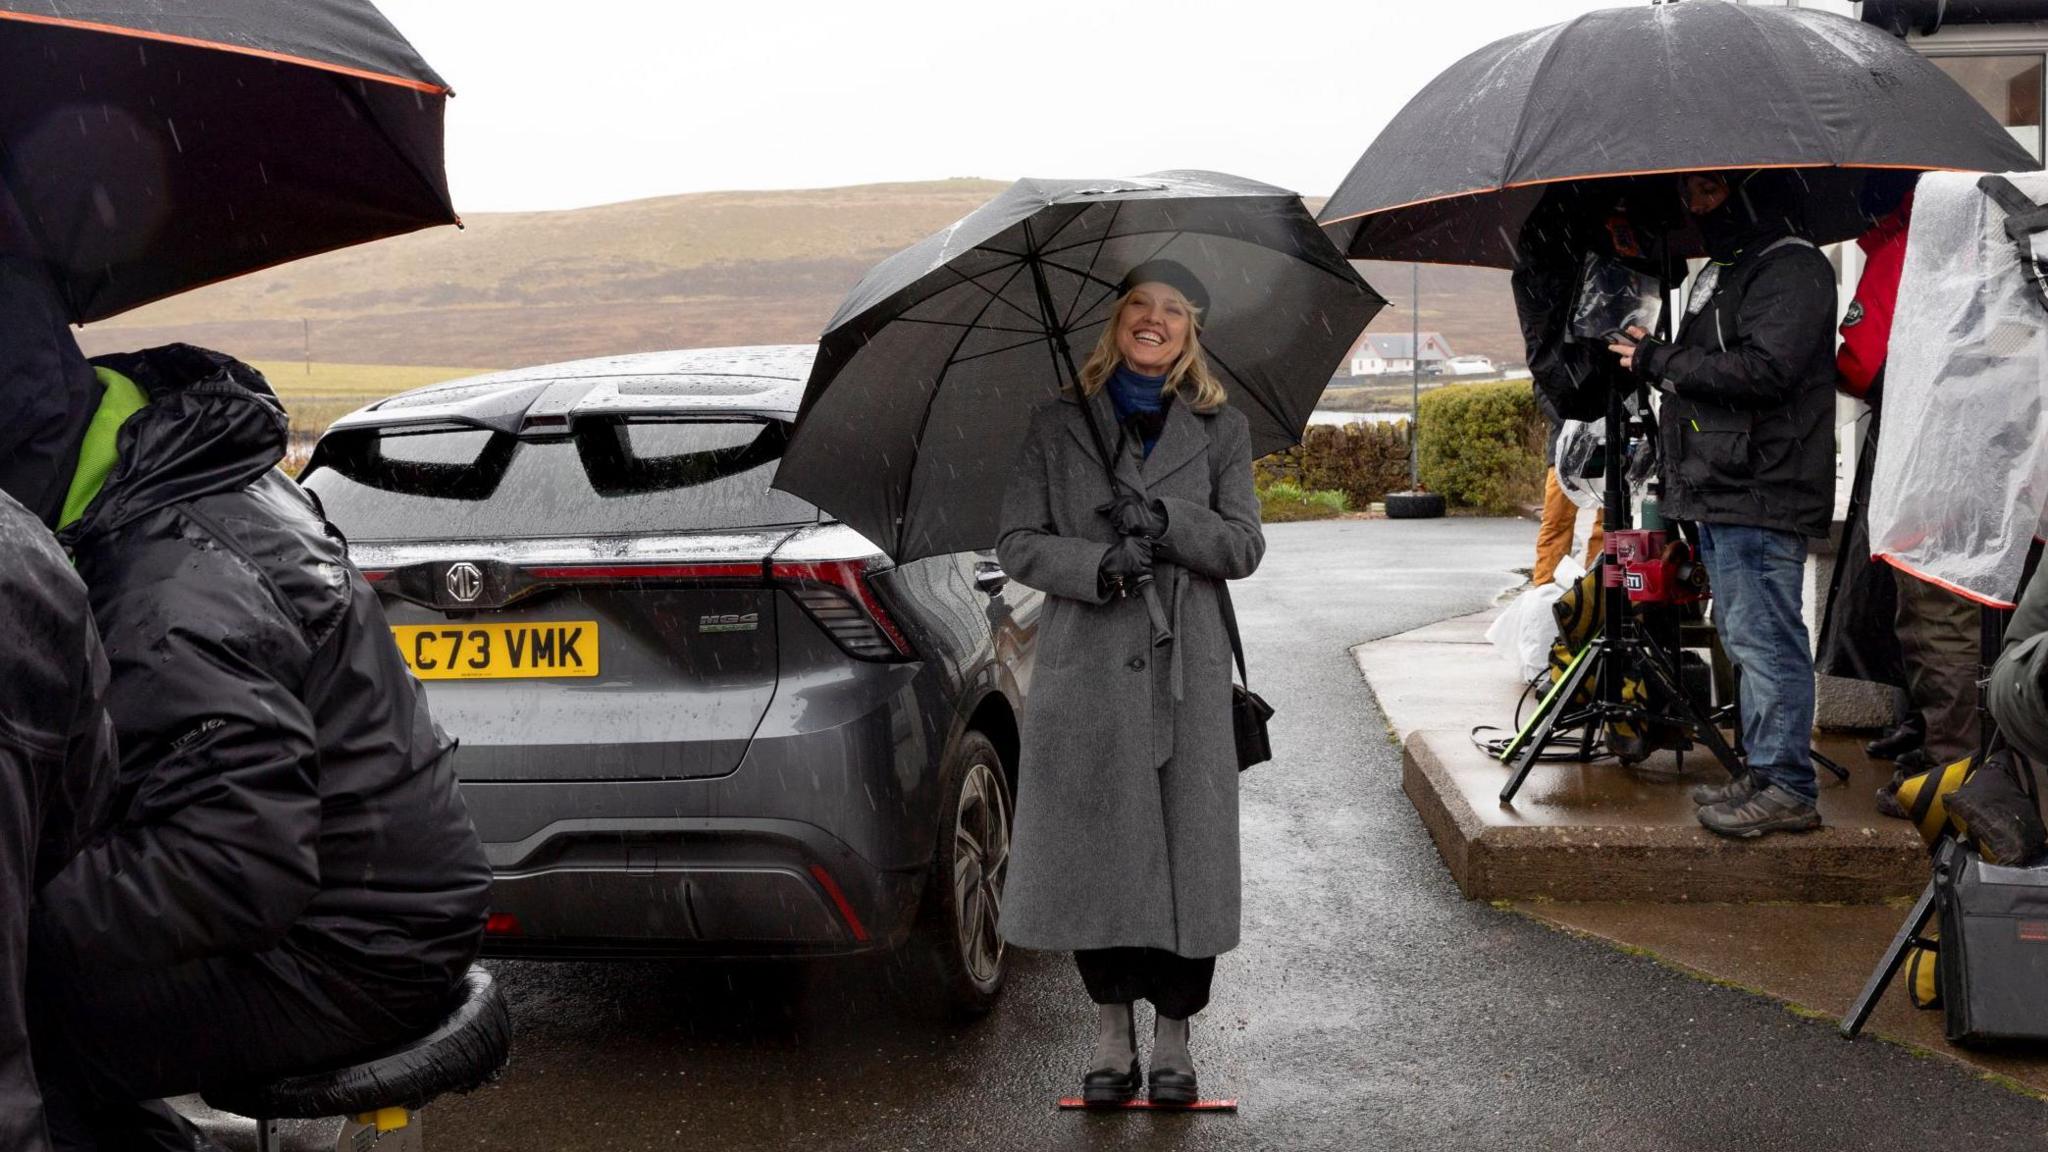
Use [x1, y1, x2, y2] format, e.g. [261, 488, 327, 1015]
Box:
[1099, 534, 1156, 586]
[1100, 494, 1168, 538]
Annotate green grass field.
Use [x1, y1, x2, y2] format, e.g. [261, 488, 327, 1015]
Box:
[250, 360, 484, 399]
[255, 361, 494, 474]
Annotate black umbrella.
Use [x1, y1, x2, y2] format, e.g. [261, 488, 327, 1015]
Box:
[1318, 1, 2038, 267]
[0, 1, 455, 321]
[777, 170, 1383, 565]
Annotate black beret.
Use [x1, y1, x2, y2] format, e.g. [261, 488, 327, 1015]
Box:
[1119, 259, 1210, 315]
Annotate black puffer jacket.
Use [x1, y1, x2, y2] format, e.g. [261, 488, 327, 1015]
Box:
[33, 345, 490, 1015]
[1, 494, 115, 1152]
[1634, 237, 1839, 538]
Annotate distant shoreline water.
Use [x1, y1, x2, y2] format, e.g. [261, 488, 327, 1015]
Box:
[1308, 409, 1409, 427]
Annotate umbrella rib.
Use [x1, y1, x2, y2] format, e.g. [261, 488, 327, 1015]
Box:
[1040, 229, 1180, 330]
[888, 316, 1049, 336]
[930, 260, 1046, 329]
[1061, 200, 1126, 328]
[1053, 225, 1379, 296]
[1202, 341, 1293, 445]
[892, 257, 1040, 548]
[1033, 200, 1095, 254]
[944, 333, 1058, 368]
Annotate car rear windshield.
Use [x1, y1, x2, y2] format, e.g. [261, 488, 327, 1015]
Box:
[301, 418, 819, 541]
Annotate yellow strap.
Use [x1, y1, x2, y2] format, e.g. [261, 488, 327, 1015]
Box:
[352, 1107, 411, 1133]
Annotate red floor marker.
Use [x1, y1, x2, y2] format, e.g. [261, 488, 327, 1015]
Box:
[1057, 1097, 1238, 1112]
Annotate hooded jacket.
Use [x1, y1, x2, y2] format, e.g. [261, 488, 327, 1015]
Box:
[1513, 185, 1645, 436]
[1, 493, 115, 1152]
[1631, 180, 1839, 539]
[31, 345, 490, 1014]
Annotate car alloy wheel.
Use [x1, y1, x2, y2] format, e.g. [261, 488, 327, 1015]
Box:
[952, 757, 1010, 988]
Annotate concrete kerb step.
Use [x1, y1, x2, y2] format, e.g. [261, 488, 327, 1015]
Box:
[1358, 609, 1926, 904]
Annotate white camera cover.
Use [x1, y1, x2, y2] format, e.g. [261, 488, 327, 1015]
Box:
[1868, 170, 2048, 608]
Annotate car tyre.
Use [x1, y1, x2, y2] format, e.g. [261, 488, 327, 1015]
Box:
[901, 729, 1012, 1018]
[1385, 490, 1446, 520]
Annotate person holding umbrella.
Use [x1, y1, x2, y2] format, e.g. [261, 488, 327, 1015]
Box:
[1610, 170, 1840, 837]
[778, 171, 1379, 1103]
[995, 260, 1263, 1107]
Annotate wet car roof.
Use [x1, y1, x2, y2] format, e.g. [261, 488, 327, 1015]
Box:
[326, 345, 817, 436]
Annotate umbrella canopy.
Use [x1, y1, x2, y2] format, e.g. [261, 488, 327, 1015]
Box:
[1318, 1, 2038, 268]
[0, 0, 454, 321]
[775, 171, 1383, 561]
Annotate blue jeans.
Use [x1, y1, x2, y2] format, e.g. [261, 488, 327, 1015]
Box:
[1698, 522, 1817, 803]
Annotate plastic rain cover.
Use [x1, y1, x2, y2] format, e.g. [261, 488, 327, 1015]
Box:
[1868, 171, 2048, 608]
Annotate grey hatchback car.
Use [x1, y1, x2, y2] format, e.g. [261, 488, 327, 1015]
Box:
[299, 345, 1039, 1014]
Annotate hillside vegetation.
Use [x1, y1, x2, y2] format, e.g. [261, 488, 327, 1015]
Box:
[77, 180, 1521, 374]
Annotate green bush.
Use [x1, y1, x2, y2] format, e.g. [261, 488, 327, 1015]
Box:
[1255, 420, 1412, 510]
[1415, 381, 1546, 514]
[1257, 481, 1349, 523]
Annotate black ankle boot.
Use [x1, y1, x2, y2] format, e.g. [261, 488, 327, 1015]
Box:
[1148, 1013, 1199, 1107]
[1866, 717, 1925, 761]
[1081, 1004, 1140, 1108]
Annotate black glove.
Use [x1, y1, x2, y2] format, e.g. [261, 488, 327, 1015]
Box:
[1100, 494, 1168, 538]
[1626, 333, 1668, 384]
[1098, 534, 1156, 585]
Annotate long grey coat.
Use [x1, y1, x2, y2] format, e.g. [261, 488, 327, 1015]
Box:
[995, 387, 1264, 959]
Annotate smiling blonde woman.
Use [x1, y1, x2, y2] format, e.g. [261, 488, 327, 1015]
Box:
[995, 259, 1264, 1108]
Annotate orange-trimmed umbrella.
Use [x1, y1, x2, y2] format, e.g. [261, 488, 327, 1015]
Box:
[1317, 1, 2037, 267]
[0, 0, 455, 321]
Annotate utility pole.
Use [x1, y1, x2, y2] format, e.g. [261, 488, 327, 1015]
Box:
[302, 317, 311, 376]
[1410, 262, 1421, 489]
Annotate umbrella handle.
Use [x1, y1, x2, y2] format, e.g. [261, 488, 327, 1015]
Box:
[1136, 573, 1174, 648]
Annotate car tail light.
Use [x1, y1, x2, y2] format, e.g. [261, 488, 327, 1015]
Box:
[485, 913, 522, 936]
[771, 559, 912, 661]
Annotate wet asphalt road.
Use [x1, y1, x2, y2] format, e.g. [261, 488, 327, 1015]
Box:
[429, 519, 2048, 1150]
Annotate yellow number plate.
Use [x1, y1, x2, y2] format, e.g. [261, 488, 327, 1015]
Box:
[392, 622, 600, 680]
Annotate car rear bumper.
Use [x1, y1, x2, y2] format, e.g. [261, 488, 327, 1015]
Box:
[474, 815, 924, 959]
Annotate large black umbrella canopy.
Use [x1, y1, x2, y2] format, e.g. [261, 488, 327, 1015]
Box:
[0, 0, 454, 321]
[776, 171, 1384, 562]
[1318, 1, 2039, 268]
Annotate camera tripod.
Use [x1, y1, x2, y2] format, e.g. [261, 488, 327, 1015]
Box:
[1496, 381, 1749, 805]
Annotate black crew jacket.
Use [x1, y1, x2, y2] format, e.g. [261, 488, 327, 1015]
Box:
[32, 344, 490, 1016]
[1633, 236, 1839, 539]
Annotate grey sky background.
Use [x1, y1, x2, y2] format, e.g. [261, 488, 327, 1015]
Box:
[375, 0, 1859, 214]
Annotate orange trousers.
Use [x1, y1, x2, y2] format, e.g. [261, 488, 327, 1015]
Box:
[1532, 468, 1604, 587]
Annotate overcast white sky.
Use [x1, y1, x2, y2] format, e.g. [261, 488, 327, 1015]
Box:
[373, 0, 1860, 213]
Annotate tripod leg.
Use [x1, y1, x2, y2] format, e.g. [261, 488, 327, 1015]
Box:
[1635, 638, 1745, 779]
[1502, 642, 1605, 805]
[1499, 643, 1593, 765]
[1840, 875, 1939, 1039]
[1811, 747, 1851, 782]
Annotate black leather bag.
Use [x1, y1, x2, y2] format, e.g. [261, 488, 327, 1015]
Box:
[1217, 583, 1273, 771]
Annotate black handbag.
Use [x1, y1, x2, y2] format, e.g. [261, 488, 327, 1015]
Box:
[1217, 582, 1274, 771]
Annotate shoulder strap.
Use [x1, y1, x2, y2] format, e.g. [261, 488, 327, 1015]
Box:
[1978, 174, 2048, 313]
[1216, 580, 1250, 687]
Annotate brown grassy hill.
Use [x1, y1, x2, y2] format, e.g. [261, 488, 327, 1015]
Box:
[76, 180, 1523, 371]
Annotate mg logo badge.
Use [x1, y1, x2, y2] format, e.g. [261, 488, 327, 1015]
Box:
[445, 562, 484, 604]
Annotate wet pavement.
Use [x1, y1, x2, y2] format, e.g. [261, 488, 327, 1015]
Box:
[427, 519, 2048, 1149]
